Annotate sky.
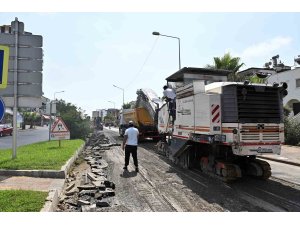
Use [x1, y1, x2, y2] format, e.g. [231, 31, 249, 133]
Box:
[1, 11, 300, 116]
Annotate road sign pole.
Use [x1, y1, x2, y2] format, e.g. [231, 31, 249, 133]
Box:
[48, 101, 52, 141]
[12, 17, 19, 159]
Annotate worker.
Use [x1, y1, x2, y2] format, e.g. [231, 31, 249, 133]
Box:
[163, 85, 176, 120]
[122, 120, 140, 172]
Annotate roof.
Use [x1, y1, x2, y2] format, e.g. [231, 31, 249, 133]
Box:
[165, 67, 232, 82]
[238, 67, 275, 76]
[205, 81, 274, 92]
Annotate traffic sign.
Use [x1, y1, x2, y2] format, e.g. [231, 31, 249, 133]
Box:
[50, 117, 70, 140]
[0, 45, 9, 89]
[0, 97, 5, 122]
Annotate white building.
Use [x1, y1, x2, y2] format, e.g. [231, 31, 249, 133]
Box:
[267, 67, 300, 107]
[238, 55, 300, 114]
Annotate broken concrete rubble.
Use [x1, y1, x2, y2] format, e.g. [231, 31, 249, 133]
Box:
[77, 199, 90, 206]
[56, 131, 119, 212]
[78, 189, 97, 197]
[65, 188, 77, 196]
[65, 182, 75, 192]
[96, 200, 110, 208]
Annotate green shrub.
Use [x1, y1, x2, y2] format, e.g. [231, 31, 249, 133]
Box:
[284, 118, 300, 146]
[56, 100, 92, 140]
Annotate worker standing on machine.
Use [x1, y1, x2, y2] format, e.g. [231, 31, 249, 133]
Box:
[163, 85, 176, 121]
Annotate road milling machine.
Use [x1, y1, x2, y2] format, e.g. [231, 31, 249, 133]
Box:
[157, 67, 287, 182]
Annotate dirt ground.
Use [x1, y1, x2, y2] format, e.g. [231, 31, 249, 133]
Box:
[57, 129, 300, 212]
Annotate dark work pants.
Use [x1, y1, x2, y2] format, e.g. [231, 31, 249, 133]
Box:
[167, 98, 176, 120]
[125, 145, 138, 167]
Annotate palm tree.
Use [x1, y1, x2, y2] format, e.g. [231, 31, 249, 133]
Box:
[206, 52, 245, 81]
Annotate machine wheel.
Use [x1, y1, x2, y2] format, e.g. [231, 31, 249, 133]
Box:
[245, 158, 271, 180]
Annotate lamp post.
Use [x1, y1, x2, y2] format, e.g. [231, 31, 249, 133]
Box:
[49, 90, 65, 141]
[113, 85, 124, 108]
[152, 31, 181, 70]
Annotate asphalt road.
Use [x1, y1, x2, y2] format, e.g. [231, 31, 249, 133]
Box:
[103, 129, 300, 212]
[0, 126, 49, 149]
[105, 127, 300, 186]
[267, 160, 300, 185]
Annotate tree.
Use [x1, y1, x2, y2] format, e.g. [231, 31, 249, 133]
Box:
[248, 75, 266, 84]
[21, 112, 39, 129]
[56, 100, 91, 139]
[123, 103, 132, 109]
[206, 52, 245, 81]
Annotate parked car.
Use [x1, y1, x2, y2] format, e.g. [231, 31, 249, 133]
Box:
[0, 124, 13, 137]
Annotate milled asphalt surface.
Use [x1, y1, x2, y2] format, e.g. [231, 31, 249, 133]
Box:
[0, 125, 299, 211]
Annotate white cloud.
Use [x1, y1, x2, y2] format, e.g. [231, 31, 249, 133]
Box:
[240, 36, 292, 60]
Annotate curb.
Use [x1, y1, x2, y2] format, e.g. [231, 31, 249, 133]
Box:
[0, 143, 84, 212]
[41, 143, 86, 212]
[61, 143, 85, 178]
[40, 143, 85, 212]
[0, 144, 85, 179]
[257, 156, 300, 167]
[40, 188, 61, 212]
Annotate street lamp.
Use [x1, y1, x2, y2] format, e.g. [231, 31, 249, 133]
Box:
[54, 90, 65, 101]
[152, 31, 181, 70]
[113, 85, 124, 108]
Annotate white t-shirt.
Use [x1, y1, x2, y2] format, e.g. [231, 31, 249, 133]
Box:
[163, 88, 176, 99]
[124, 127, 139, 146]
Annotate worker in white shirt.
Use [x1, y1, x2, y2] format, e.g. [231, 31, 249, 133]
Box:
[163, 85, 176, 121]
[122, 121, 140, 172]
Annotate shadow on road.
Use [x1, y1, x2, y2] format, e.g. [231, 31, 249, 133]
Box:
[120, 170, 138, 178]
[139, 141, 300, 212]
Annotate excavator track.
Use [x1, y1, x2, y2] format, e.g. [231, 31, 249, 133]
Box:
[198, 157, 272, 182]
[244, 158, 271, 180]
[200, 157, 242, 183]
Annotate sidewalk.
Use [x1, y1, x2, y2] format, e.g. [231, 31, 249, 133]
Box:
[258, 145, 300, 167]
[0, 143, 84, 211]
[0, 176, 64, 192]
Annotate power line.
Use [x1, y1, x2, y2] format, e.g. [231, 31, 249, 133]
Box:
[124, 36, 159, 89]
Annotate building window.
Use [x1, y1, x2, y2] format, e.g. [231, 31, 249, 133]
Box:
[296, 79, 300, 88]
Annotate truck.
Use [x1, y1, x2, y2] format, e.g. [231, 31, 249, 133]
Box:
[119, 88, 163, 140]
[156, 67, 287, 182]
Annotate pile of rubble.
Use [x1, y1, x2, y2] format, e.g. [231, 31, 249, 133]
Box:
[56, 131, 121, 212]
